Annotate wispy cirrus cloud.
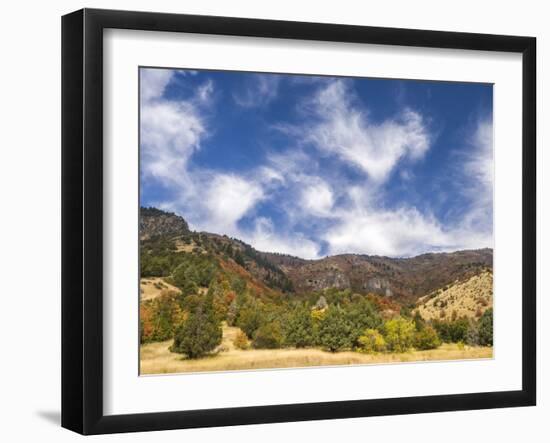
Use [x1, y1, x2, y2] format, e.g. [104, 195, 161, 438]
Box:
[247, 217, 321, 259]
[140, 68, 266, 241]
[140, 68, 173, 102]
[141, 69, 493, 259]
[232, 74, 280, 108]
[266, 79, 492, 257]
[460, 119, 494, 235]
[140, 69, 211, 187]
[201, 173, 264, 235]
[305, 79, 430, 184]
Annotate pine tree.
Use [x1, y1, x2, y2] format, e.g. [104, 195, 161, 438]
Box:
[478, 308, 493, 346]
[171, 292, 222, 358]
[236, 301, 264, 338]
[413, 311, 425, 331]
[283, 304, 315, 348]
[317, 306, 352, 352]
[234, 251, 246, 267]
[252, 322, 282, 349]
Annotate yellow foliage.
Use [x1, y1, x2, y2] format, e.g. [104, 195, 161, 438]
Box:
[233, 330, 250, 350]
[358, 329, 386, 354]
[311, 308, 327, 322]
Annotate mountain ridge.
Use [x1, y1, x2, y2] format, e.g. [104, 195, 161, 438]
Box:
[140, 207, 492, 301]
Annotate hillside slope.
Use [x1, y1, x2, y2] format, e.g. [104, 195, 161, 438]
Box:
[140, 207, 493, 302]
[416, 270, 493, 320]
[268, 250, 492, 301]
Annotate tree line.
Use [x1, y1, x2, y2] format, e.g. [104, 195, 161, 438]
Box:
[140, 253, 493, 359]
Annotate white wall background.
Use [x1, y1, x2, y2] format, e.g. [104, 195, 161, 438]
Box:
[0, 1, 546, 441]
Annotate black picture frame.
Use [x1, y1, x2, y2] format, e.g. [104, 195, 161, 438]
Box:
[62, 8, 536, 435]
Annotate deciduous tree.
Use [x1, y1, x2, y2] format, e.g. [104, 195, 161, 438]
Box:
[383, 317, 415, 352]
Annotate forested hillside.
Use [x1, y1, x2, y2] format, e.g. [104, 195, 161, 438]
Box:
[139, 207, 493, 371]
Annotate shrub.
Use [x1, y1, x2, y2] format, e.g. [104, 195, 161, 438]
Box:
[449, 317, 469, 342]
[383, 317, 415, 352]
[413, 311, 425, 331]
[230, 276, 247, 295]
[237, 303, 265, 338]
[433, 317, 469, 343]
[414, 325, 441, 350]
[252, 322, 282, 349]
[400, 305, 412, 318]
[466, 320, 480, 345]
[233, 330, 249, 350]
[171, 295, 222, 358]
[357, 329, 386, 354]
[311, 308, 326, 322]
[317, 306, 352, 352]
[226, 299, 238, 326]
[478, 308, 493, 346]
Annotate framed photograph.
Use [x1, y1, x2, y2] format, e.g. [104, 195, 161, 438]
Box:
[62, 8, 536, 435]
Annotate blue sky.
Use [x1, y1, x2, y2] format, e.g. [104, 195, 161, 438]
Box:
[140, 67, 493, 259]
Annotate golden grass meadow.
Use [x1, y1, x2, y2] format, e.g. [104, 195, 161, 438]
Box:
[140, 324, 492, 375]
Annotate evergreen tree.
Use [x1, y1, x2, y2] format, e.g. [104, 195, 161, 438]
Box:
[345, 299, 383, 347]
[283, 304, 315, 348]
[171, 293, 222, 358]
[413, 311, 425, 331]
[478, 308, 493, 346]
[226, 298, 238, 326]
[236, 302, 264, 338]
[449, 317, 469, 343]
[317, 306, 352, 352]
[252, 322, 282, 349]
[234, 251, 246, 267]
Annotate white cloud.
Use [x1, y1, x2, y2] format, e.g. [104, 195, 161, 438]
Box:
[460, 119, 494, 235]
[307, 80, 430, 184]
[201, 174, 264, 234]
[324, 207, 452, 257]
[140, 69, 214, 187]
[245, 217, 321, 259]
[301, 180, 334, 216]
[321, 117, 494, 257]
[258, 166, 285, 186]
[233, 74, 280, 108]
[196, 79, 214, 103]
[140, 100, 205, 185]
[140, 68, 173, 102]
[141, 70, 492, 260]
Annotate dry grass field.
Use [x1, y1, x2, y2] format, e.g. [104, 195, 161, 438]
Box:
[416, 270, 493, 321]
[140, 277, 181, 301]
[140, 324, 492, 375]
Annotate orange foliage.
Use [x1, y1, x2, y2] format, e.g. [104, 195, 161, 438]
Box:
[219, 258, 279, 298]
[140, 290, 186, 343]
[366, 293, 400, 317]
